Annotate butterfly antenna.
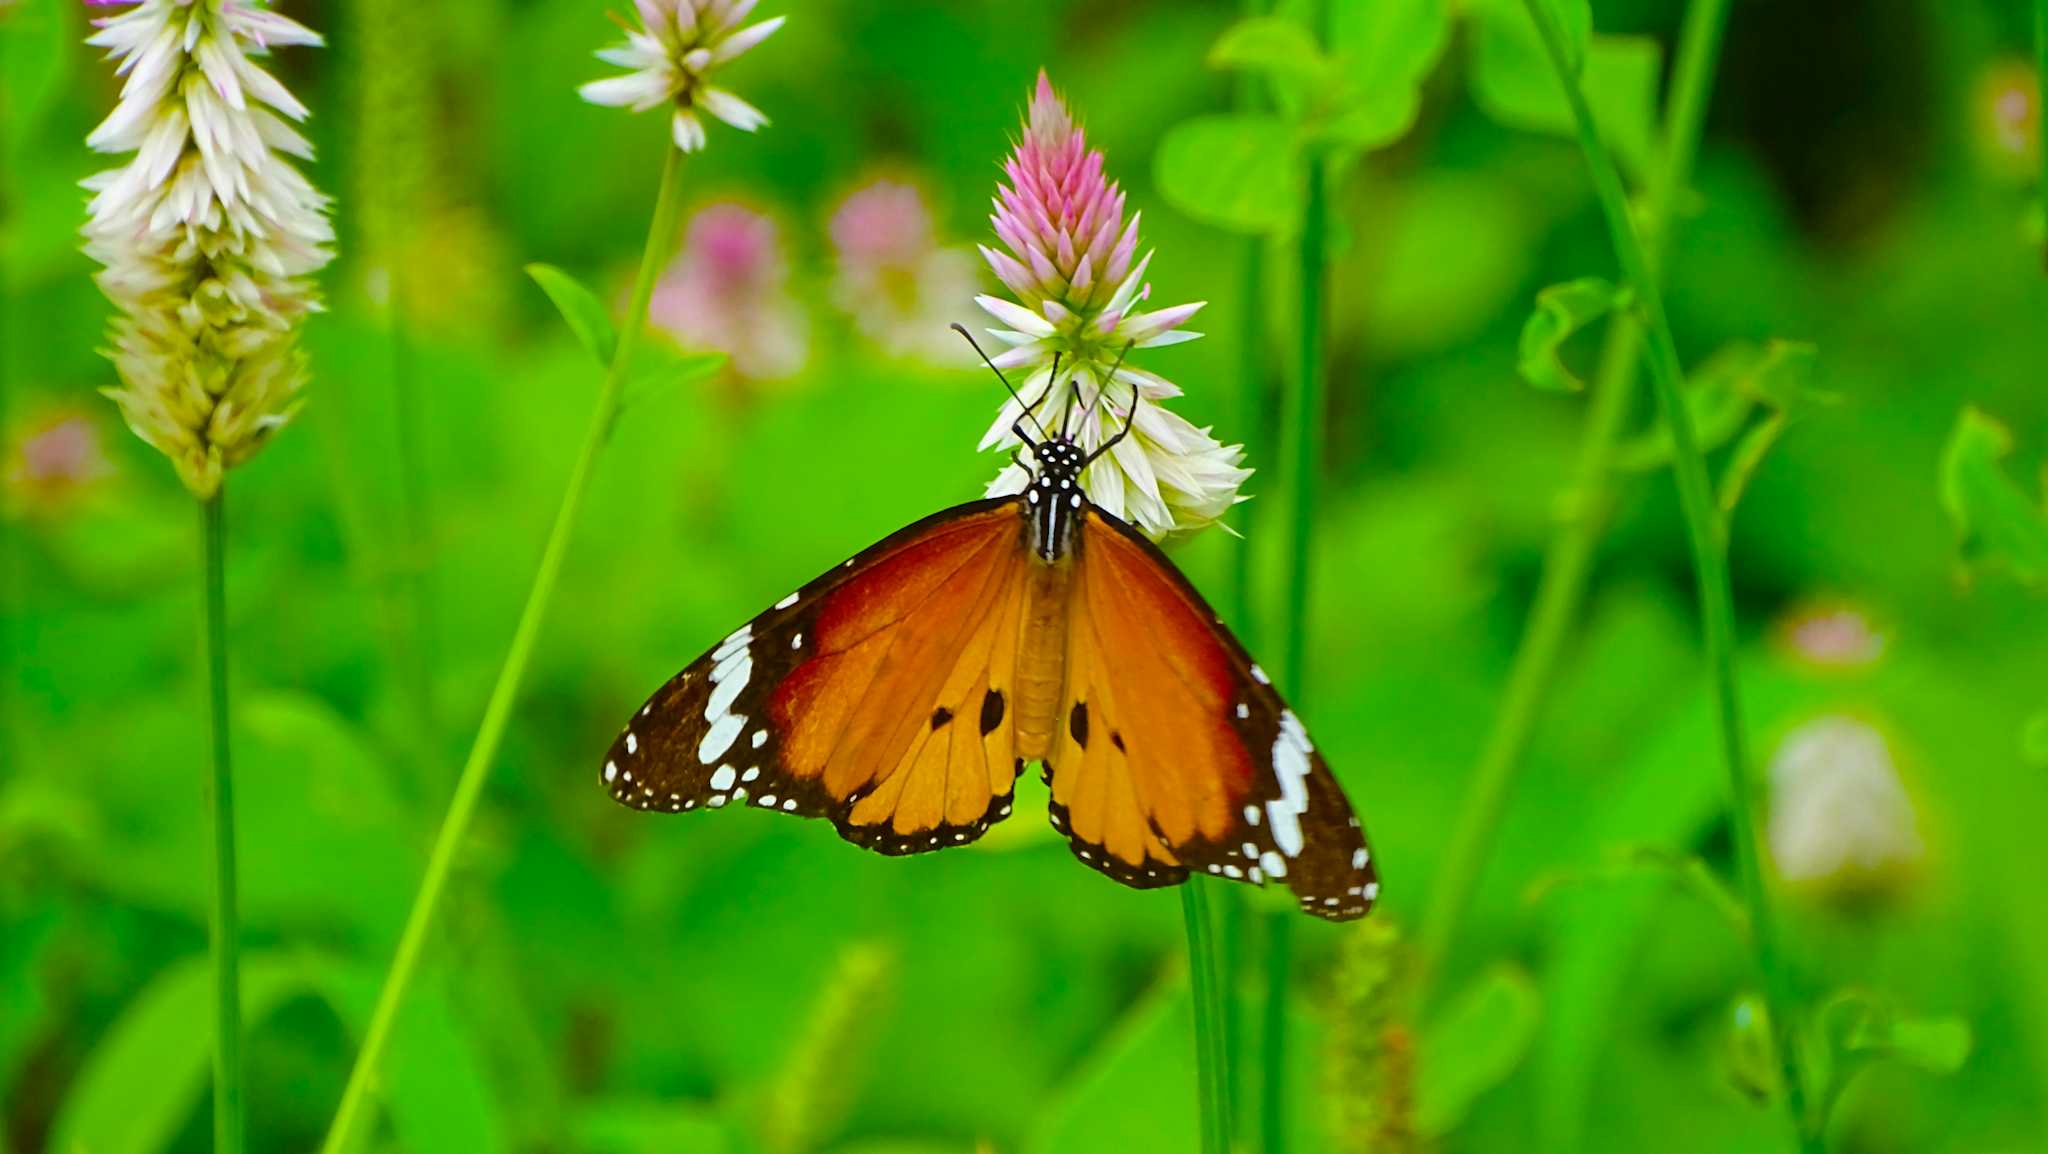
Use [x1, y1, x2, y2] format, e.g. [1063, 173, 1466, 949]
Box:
[1083, 379, 1142, 468]
[1080, 341, 1137, 432]
[952, 323, 1051, 446]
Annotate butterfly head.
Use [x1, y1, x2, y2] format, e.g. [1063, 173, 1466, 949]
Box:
[1023, 435, 1088, 562]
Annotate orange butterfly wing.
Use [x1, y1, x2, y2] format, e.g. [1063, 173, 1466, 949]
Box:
[1045, 508, 1379, 921]
[602, 498, 1031, 852]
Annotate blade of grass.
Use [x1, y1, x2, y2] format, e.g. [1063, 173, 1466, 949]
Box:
[1417, 0, 1733, 990]
[1512, 0, 1813, 1148]
[319, 142, 690, 1154]
[200, 491, 244, 1154]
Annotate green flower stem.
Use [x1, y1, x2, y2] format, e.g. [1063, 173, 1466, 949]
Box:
[1218, 0, 1270, 1139]
[1262, 136, 1331, 1154]
[201, 491, 244, 1154]
[1182, 882, 1233, 1154]
[319, 143, 689, 1154]
[1416, 0, 1732, 990]
[1514, 1, 1813, 1149]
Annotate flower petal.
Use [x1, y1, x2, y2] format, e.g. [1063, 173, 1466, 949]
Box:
[672, 108, 708, 151]
[712, 15, 785, 64]
[697, 87, 769, 132]
[975, 294, 1057, 337]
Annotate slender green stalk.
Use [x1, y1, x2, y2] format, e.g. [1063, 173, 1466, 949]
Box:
[1182, 882, 1233, 1154]
[1515, 2, 1812, 1149]
[319, 144, 689, 1154]
[1261, 134, 1331, 1154]
[1219, 1, 1272, 1137]
[200, 492, 244, 1154]
[1416, 0, 1732, 991]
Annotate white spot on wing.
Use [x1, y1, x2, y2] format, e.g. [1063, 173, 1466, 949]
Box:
[1244, 805, 1260, 826]
[624, 732, 637, 755]
[741, 766, 760, 783]
[1352, 847, 1368, 869]
[1259, 850, 1287, 879]
[1266, 710, 1313, 858]
[712, 623, 752, 663]
[698, 714, 744, 764]
[709, 764, 737, 792]
[1250, 664, 1270, 685]
[775, 591, 799, 609]
[751, 729, 768, 750]
[603, 761, 618, 783]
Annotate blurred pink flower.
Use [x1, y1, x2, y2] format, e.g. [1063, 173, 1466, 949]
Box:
[976, 71, 1245, 539]
[649, 202, 808, 381]
[1970, 59, 2040, 182]
[829, 178, 977, 364]
[5, 411, 114, 514]
[1775, 598, 1887, 670]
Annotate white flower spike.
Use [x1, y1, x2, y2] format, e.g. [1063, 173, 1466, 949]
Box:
[580, 0, 784, 153]
[81, 0, 333, 499]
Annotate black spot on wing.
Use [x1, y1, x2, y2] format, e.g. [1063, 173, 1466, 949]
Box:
[980, 689, 1006, 735]
[930, 706, 954, 730]
[1069, 701, 1089, 748]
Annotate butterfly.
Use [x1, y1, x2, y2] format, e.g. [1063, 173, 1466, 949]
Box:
[599, 334, 1379, 921]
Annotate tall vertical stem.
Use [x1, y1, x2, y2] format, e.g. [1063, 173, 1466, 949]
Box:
[2037, 0, 2047, 269]
[319, 143, 689, 1154]
[1515, 2, 1812, 1147]
[1416, 0, 1732, 991]
[1183, 883, 1233, 1154]
[1263, 131, 1330, 1154]
[201, 492, 244, 1154]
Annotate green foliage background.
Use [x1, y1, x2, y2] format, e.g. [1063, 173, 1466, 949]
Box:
[2, 0, 2045, 1151]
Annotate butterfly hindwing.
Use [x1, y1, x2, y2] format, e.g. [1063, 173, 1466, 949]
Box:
[1045, 508, 1379, 922]
[602, 498, 1031, 853]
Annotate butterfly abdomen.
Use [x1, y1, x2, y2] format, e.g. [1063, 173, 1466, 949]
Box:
[1013, 554, 1074, 761]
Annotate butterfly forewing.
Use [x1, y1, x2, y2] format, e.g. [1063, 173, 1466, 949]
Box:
[1042, 509, 1379, 922]
[601, 498, 1032, 851]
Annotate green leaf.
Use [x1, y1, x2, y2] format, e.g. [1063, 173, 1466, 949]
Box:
[1321, 0, 1453, 150]
[1153, 114, 1304, 236]
[624, 350, 726, 414]
[1725, 995, 1783, 1104]
[526, 262, 619, 366]
[1516, 277, 1631, 392]
[315, 964, 509, 1154]
[1467, 0, 1662, 178]
[1415, 965, 1542, 1136]
[1939, 406, 2048, 586]
[572, 1100, 734, 1154]
[1806, 990, 1973, 1122]
[48, 954, 316, 1154]
[1208, 14, 1337, 103]
[1611, 340, 1820, 472]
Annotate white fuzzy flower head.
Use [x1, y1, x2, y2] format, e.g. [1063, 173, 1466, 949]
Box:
[976, 73, 1247, 541]
[82, 0, 334, 499]
[579, 0, 783, 153]
[1767, 715, 1925, 902]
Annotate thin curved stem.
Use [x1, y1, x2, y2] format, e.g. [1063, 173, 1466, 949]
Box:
[201, 492, 244, 1154]
[319, 143, 689, 1154]
[1417, 0, 1732, 992]
[1514, 1, 1812, 1148]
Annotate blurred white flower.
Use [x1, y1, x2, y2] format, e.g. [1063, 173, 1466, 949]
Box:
[81, 0, 333, 499]
[1767, 716, 1924, 898]
[828, 178, 978, 365]
[579, 0, 783, 153]
[649, 202, 807, 381]
[975, 72, 1246, 541]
